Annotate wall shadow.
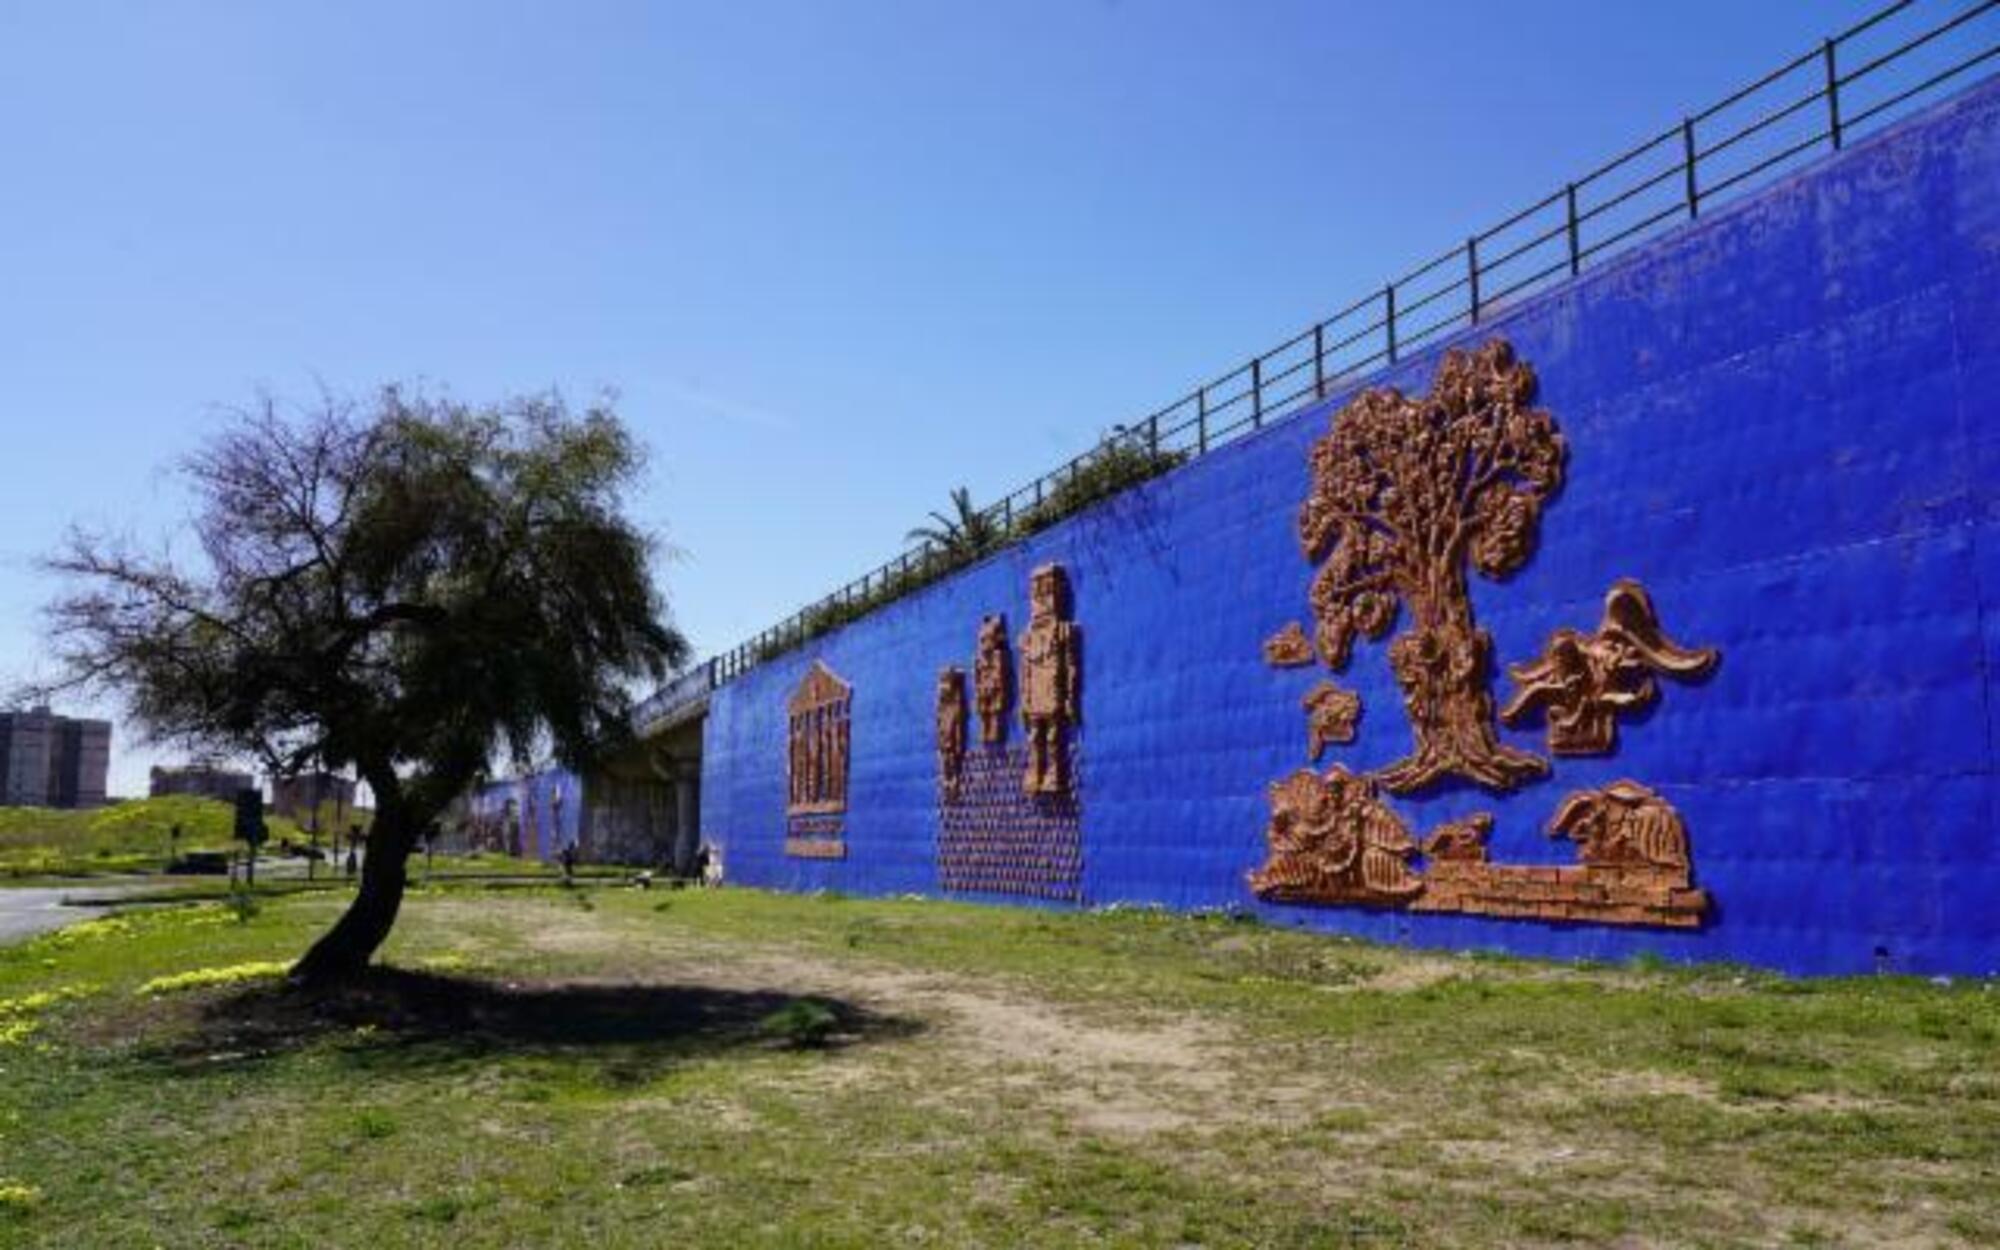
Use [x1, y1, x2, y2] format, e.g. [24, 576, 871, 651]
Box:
[138, 968, 923, 1076]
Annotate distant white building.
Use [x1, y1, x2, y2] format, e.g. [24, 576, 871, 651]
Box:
[0, 706, 111, 809]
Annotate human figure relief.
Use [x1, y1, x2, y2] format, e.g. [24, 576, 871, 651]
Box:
[936, 667, 967, 801]
[974, 615, 1010, 745]
[1017, 564, 1080, 797]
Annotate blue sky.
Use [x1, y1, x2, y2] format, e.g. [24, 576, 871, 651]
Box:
[0, 0, 1891, 794]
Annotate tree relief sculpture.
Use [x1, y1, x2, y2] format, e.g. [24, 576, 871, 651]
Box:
[1254, 338, 1721, 931]
[1502, 580, 1719, 755]
[1298, 338, 1564, 794]
[1263, 621, 1315, 668]
[1303, 681, 1360, 760]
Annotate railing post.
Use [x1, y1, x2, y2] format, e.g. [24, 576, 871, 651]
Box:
[1312, 323, 1325, 398]
[1250, 358, 1264, 428]
[1196, 386, 1209, 454]
[1682, 118, 1700, 218]
[1565, 182, 1581, 276]
[1467, 236, 1481, 325]
[1002, 494, 1013, 533]
[1385, 285, 1398, 365]
[1823, 38, 1843, 151]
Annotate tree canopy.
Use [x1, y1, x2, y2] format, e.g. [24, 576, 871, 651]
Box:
[36, 388, 688, 983]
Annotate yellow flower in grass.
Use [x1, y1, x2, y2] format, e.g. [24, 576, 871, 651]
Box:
[0, 1180, 42, 1213]
[135, 961, 290, 996]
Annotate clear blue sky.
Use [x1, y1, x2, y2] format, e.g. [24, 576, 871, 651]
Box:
[0, 0, 1890, 795]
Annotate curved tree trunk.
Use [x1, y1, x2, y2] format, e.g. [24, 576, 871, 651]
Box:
[289, 798, 416, 988]
[1378, 569, 1547, 795]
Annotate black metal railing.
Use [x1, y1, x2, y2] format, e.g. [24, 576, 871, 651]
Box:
[644, 0, 2000, 719]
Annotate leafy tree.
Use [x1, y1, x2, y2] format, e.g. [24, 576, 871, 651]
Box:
[904, 486, 999, 562]
[34, 388, 687, 985]
[1298, 339, 1565, 793]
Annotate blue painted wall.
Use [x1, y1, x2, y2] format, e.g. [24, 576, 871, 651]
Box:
[468, 769, 584, 862]
[703, 75, 2000, 976]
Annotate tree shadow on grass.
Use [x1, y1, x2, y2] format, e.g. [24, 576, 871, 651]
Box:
[136, 968, 923, 1078]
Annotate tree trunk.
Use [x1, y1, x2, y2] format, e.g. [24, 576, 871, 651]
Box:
[1377, 574, 1547, 795]
[289, 800, 416, 988]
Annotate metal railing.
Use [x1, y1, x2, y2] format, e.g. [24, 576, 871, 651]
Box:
[645, 0, 2000, 719]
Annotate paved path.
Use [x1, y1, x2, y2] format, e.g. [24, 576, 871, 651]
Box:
[0, 884, 145, 945]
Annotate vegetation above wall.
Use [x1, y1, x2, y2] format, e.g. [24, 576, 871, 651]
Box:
[753, 436, 1186, 663]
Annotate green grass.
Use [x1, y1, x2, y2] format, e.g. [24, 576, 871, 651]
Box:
[0, 886, 1995, 1247]
[0, 795, 312, 877]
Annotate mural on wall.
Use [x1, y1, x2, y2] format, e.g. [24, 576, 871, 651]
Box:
[1297, 338, 1564, 794]
[785, 660, 851, 859]
[1255, 339, 1717, 929]
[975, 615, 1010, 744]
[937, 564, 1084, 901]
[1502, 580, 1720, 755]
[1303, 681, 1361, 760]
[1263, 621, 1316, 667]
[1411, 782, 1708, 927]
[1019, 564, 1081, 797]
[936, 667, 967, 803]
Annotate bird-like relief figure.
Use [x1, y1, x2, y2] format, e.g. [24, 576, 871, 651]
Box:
[1547, 780, 1691, 874]
[1502, 579, 1718, 755]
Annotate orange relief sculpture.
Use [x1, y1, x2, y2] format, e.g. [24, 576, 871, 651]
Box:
[1018, 564, 1081, 797]
[974, 615, 1010, 745]
[1263, 621, 1315, 667]
[1303, 681, 1361, 760]
[1501, 579, 1720, 755]
[1413, 782, 1708, 927]
[1252, 774, 1707, 928]
[1248, 766, 1426, 906]
[1298, 339, 1564, 794]
[786, 660, 851, 856]
[936, 667, 967, 802]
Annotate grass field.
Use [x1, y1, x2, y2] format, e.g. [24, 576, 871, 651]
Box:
[0, 886, 1994, 1248]
[0, 796, 316, 878]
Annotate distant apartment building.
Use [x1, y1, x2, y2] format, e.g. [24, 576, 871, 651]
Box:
[0, 707, 111, 809]
[149, 763, 256, 804]
[270, 772, 357, 832]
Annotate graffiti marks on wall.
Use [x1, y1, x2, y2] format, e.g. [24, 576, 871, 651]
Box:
[1263, 621, 1315, 667]
[1019, 564, 1081, 798]
[1298, 338, 1563, 794]
[786, 660, 851, 857]
[1501, 580, 1719, 755]
[938, 563, 1085, 901]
